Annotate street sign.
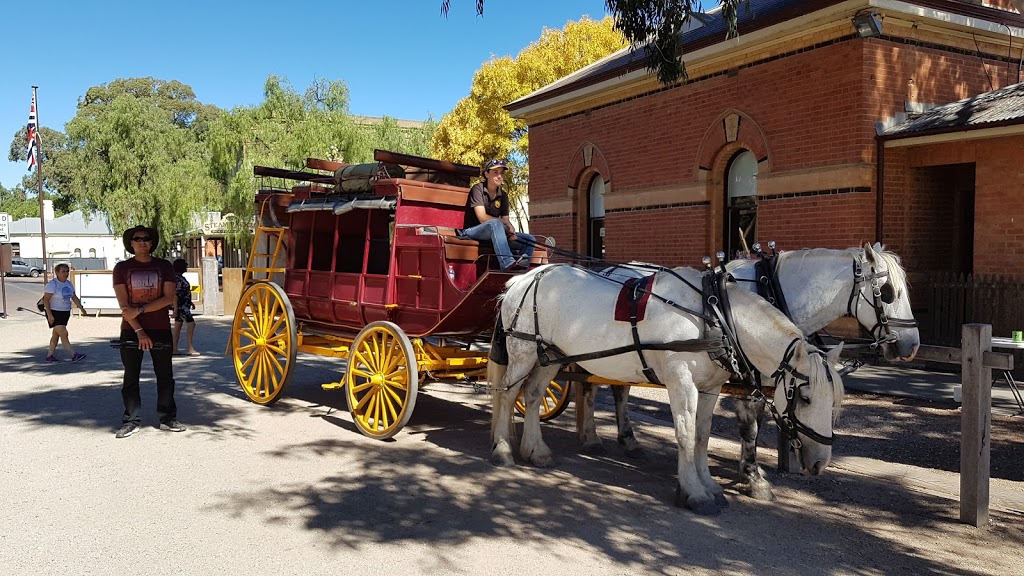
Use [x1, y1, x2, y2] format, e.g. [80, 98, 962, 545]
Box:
[0, 212, 10, 243]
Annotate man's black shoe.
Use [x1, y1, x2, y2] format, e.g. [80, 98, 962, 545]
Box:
[160, 420, 186, 432]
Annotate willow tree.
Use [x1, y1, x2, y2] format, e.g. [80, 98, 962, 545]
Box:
[55, 77, 222, 249]
[208, 76, 436, 235]
[431, 16, 626, 220]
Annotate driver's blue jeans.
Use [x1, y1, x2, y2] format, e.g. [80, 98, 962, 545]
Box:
[459, 219, 535, 269]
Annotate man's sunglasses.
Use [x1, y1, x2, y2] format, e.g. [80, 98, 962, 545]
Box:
[132, 236, 151, 242]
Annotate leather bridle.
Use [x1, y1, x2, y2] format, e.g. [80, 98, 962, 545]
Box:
[846, 253, 918, 351]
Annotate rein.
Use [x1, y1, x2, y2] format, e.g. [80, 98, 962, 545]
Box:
[763, 339, 836, 448]
[496, 262, 739, 390]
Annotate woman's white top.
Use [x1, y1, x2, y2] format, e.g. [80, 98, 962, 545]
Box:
[44, 279, 76, 311]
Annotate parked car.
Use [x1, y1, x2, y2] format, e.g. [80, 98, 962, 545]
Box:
[5, 260, 42, 277]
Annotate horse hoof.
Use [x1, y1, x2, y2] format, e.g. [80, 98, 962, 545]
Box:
[687, 497, 722, 516]
[746, 482, 776, 502]
[531, 454, 556, 468]
[490, 450, 515, 467]
[580, 443, 607, 456]
[623, 447, 646, 459]
[714, 492, 729, 508]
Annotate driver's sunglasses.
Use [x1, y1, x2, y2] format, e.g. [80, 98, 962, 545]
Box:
[132, 236, 151, 242]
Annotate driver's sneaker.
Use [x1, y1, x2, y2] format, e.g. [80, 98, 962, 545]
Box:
[160, 420, 186, 432]
[115, 423, 139, 438]
[45, 355, 59, 363]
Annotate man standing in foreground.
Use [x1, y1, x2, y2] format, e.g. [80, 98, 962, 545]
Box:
[112, 225, 185, 438]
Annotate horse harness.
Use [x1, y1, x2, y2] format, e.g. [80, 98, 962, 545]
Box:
[496, 264, 728, 386]
[846, 253, 919, 350]
[494, 262, 836, 450]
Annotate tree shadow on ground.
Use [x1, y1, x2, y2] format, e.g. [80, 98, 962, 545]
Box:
[209, 388, 1024, 574]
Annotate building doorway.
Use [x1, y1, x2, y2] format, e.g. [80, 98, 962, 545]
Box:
[588, 174, 606, 259]
[724, 150, 758, 258]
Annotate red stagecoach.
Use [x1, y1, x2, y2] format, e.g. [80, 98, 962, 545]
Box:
[230, 150, 569, 439]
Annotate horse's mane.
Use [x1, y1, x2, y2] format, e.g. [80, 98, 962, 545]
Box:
[776, 244, 909, 298]
[805, 345, 846, 423]
[726, 282, 803, 341]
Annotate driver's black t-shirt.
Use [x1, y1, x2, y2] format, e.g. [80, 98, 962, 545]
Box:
[464, 183, 509, 229]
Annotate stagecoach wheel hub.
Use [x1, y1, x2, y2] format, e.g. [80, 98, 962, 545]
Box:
[231, 282, 297, 406]
[345, 321, 419, 440]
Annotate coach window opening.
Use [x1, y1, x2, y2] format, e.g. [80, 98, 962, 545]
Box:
[724, 150, 758, 259]
[588, 174, 606, 259]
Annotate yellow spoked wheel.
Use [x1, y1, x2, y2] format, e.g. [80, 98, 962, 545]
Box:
[515, 380, 573, 421]
[231, 282, 297, 405]
[345, 321, 419, 440]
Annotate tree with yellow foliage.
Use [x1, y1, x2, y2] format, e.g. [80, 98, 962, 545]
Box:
[431, 16, 626, 223]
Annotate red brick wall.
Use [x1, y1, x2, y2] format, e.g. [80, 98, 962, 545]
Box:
[527, 35, 1015, 271]
[605, 205, 710, 266]
[975, 136, 1024, 274]
[758, 192, 876, 250]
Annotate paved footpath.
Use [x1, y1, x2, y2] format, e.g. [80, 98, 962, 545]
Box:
[1, 309, 1022, 575]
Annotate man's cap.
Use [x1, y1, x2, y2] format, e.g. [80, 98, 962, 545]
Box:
[484, 159, 508, 172]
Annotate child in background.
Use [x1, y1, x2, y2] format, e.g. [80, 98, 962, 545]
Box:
[172, 259, 200, 356]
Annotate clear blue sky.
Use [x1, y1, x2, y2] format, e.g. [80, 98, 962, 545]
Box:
[0, 0, 608, 190]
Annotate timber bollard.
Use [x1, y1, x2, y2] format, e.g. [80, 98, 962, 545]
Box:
[961, 323, 993, 527]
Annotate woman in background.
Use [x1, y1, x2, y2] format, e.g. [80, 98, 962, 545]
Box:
[42, 262, 87, 363]
[172, 258, 200, 356]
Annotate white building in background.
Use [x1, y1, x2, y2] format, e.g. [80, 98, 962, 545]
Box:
[8, 202, 124, 268]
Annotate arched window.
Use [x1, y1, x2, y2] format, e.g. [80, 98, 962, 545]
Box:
[88, 248, 96, 258]
[724, 150, 758, 259]
[588, 174, 606, 259]
[72, 248, 82, 258]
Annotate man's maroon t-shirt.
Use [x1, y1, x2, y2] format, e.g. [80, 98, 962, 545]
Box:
[112, 257, 175, 334]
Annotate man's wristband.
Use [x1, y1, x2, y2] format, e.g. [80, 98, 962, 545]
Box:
[135, 328, 144, 333]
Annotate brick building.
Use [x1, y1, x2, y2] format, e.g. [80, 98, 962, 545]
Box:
[507, 0, 1024, 283]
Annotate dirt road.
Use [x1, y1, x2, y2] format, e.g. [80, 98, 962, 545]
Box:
[1, 312, 1021, 575]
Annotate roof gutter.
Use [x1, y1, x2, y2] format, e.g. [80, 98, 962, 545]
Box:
[508, 0, 1024, 120]
[881, 120, 1024, 147]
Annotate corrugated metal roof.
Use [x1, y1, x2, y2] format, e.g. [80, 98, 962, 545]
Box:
[881, 81, 1024, 137]
[10, 210, 114, 235]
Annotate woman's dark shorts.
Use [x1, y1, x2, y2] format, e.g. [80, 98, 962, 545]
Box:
[175, 307, 195, 324]
[48, 310, 71, 329]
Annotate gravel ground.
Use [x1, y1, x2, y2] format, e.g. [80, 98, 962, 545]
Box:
[1, 308, 1022, 575]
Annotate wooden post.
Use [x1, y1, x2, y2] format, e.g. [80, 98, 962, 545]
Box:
[960, 323, 992, 526]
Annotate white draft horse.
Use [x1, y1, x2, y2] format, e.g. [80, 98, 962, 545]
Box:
[488, 264, 845, 515]
[578, 243, 919, 501]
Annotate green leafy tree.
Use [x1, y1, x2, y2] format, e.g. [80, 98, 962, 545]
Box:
[7, 125, 76, 214]
[443, 1, 745, 84]
[209, 76, 437, 234]
[432, 16, 626, 220]
[0, 183, 50, 220]
[53, 77, 222, 252]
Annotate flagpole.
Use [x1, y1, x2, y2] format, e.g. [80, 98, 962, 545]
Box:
[32, 86, 49, 284]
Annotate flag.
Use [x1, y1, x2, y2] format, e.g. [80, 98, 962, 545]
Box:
[27, 92, 38, 170]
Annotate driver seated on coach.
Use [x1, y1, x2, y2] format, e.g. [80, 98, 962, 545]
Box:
[457, 159, 535, 270]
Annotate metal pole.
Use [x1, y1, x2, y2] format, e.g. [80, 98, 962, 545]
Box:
[33, 86, 49, 284]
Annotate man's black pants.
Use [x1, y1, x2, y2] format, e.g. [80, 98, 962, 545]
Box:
[120, 333, 176, 426]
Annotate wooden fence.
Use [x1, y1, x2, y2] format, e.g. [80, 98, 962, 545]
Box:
[917, 272, 1024, 374]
